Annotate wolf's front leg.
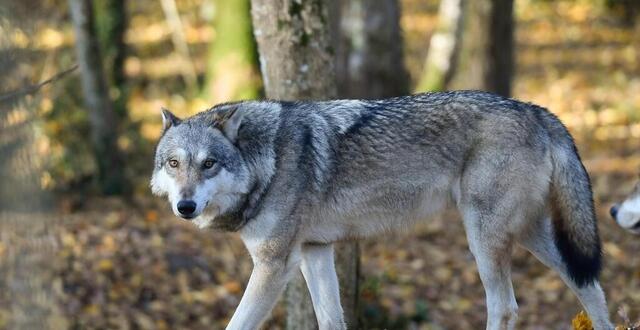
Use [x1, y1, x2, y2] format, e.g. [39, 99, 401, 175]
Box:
[226, 256, 300, 330]
[300, 243, 346, 330]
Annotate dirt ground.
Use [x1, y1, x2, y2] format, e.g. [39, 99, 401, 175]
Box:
[2, 173, 638, 330]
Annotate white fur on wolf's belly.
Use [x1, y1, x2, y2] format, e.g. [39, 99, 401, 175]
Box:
[306, 183, 452, 243]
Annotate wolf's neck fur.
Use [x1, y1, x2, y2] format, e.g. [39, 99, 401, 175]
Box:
[210, 189, 253, 231]
[220, 102, 280, 230]
[211, 169, 270, 232]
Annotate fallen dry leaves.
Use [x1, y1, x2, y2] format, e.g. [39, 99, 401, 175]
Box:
[573, 311, 593, 330]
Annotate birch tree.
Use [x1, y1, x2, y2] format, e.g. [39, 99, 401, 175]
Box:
[416, 0, 465, 92]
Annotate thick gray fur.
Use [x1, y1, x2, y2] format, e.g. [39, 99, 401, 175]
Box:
[151, 91, 613, 330]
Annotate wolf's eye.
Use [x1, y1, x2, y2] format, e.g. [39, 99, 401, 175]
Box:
[203, 159, 215, 169]
[168, 159, 179, 168]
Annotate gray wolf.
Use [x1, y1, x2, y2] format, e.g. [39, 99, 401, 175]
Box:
[150, 91, 613, 330]
[610, 179, 640, 234]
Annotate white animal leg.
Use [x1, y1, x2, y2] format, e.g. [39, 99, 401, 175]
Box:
[519, 218, 613, 330]
[226, 255, 300, 330]
[300, 243, 346, 330]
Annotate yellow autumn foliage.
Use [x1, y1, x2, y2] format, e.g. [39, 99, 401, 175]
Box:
[572, 311, 593, 330]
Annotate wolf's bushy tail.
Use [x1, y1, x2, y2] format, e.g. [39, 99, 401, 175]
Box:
[549, 138, 602, 287]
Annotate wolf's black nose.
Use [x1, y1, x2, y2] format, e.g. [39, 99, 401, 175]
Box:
[609, 205, 619, 219]
[177, 200, 197, 216]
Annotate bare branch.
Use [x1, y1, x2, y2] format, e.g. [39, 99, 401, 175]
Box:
[0, 65, 78, 103]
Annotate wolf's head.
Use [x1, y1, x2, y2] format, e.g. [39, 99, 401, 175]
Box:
[610, 180, 640, 234]
[150, 105, 250, 229]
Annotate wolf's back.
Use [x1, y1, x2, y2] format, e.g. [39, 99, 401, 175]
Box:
[543, 112, 602, 287]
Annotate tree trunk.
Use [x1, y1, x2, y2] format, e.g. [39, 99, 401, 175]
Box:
[330, 0, 410, 322]
[250, 0, 336, 100]
[333, 0, 409, 98]
[250, 0, 359, 328]
[329, 1, 408, 326]
[69, 0, 124, 194]
[416, 0, 465, 92]
[203, 0, 260, 103]
[94, 0, 128, 118]
[159, 0, 198, 92]
[448, 0, 514, 96]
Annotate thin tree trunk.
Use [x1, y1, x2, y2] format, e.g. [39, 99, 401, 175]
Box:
[95, 0, 128, 118]
[329, 1, 408, 325]
[159, 0, 198, 92]
[69, 0, 124, 194]
[203, 0, 260, 103]
[250, 0, 359, 328]
[416, 0, 465, 92]
[448, 0, 514, 96]
[334, 0, 409, 98]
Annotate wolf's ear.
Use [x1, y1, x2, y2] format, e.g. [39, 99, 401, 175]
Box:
[212, 107, 243, 143]
[161, 107, 181, 132]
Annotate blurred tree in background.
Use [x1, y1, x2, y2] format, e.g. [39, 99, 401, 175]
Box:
[333, 0, 409, 99]
[159, 0, 198, 92]
[0, 0, 64, 210]
[94, 0, 128, 119]
[202, 0, 260, 103]
[449, 0, 514, 96]
[416, 0, 464, 92]
[69, 0, 126, 195]
[331, 0, 410, 327]
[606, 0, 640, 26]
[423, 0, 514, 96]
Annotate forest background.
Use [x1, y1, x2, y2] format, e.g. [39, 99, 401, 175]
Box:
[1, 0, 639, 329]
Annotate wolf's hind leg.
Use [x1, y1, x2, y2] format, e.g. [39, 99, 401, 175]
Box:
[300, 243, 346, 330]
[462, 214, 518, 330]
[519, 218, 613, 330]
